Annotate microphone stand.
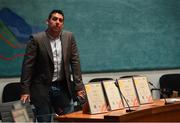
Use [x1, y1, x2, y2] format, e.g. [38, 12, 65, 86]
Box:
[115, 79, 135, 112]
[148, 81, 171, 105]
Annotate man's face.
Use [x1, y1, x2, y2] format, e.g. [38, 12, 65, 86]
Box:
[47, 13, 64, 33]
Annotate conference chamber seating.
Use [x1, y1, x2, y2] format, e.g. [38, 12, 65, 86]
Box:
[89, 77, 114, 83]
[159, 74, 180, 98]
[1, 82, 35, 122]
[2, 82, 21, 102]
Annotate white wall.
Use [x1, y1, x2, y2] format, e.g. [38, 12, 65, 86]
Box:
[1, 69, 180, 103]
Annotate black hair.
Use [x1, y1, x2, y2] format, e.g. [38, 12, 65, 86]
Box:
[48, 9, 64, 20]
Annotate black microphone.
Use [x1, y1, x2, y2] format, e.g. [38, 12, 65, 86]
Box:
[148, 81, 171, 105]
[115, 79, 135, 112]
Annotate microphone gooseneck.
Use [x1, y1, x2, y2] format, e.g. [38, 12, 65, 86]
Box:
[115, 79, 135, 112]
[148, 81, 170, 105]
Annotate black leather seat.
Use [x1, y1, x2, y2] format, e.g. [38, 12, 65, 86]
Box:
[2, 82, 21, 102]
[159, 74, 180, 98]
[89, 77, 113, 82]
[1, 82, 35, 122]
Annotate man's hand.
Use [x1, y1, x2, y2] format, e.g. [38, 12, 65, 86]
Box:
[20, 94, 30, 103]
[77, 90, 87, 105]
[77, 90, 86, 99]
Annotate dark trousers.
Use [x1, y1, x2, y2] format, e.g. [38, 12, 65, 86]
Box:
[35, 82, 74, 122]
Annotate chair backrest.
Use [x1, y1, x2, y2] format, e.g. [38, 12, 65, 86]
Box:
[89, 77, 113, 83]
[159, 74, 180, 98]
[0, 101, 35, 122]
[120, 75, 140, 79]
[2, 82, 21, 103]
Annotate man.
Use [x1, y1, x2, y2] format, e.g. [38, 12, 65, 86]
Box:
[20, 9, 85, 122]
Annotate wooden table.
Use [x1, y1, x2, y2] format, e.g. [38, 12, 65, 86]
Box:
[55, 99, 180, 122]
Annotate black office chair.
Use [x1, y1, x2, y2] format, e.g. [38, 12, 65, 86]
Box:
[89, 77, 113, 83]
[119, 75, 141, 79]
[2, 82, 21, 103]
[0, 101, 35, 122]
[159, 74, 180, 98]
[1, 82, 36, 122]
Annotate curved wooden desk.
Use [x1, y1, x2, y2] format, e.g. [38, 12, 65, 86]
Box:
[55, 99, 180, 122]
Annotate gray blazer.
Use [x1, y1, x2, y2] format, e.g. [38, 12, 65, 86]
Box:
[20, 31, 84, 101]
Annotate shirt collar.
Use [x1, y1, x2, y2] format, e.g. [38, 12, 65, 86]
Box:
[46, 30, 62, 40]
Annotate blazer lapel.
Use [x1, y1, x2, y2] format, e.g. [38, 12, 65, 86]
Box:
[42, 31, 67, 63]
[61, 31, 67, 61]
[42, 32, 54, 62]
